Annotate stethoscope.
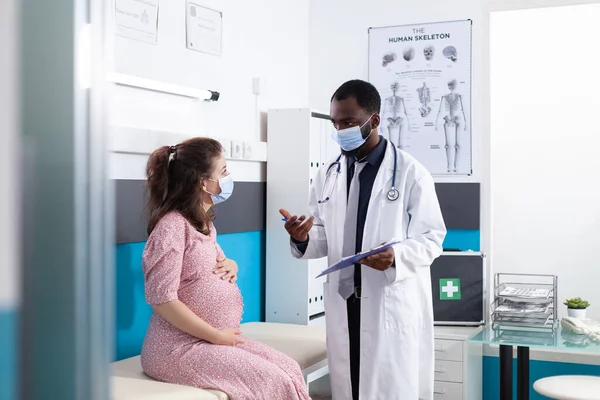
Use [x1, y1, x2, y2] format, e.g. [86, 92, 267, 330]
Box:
[318, 146, 399, 203]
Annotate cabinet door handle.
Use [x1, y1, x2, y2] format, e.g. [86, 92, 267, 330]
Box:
[435, 346, 447, 352]
[434, 389, 446, 395]
[435, 367, 446, 373]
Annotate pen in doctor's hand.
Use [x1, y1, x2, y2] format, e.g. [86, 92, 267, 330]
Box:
[281, 218, 323, 227]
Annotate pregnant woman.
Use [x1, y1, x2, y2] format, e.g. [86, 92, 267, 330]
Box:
[140, 137, 311, 400]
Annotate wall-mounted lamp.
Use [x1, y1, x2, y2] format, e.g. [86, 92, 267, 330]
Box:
[107, 72, 220, 101]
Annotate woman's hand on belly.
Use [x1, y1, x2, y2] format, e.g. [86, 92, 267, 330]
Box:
[212, 328, 246, 346]
[214, 256, 238, 283]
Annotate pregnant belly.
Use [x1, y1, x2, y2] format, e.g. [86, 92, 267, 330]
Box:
[180, 276, 244, 330]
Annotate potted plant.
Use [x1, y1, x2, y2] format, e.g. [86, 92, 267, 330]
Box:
[564, 297, 590, 318]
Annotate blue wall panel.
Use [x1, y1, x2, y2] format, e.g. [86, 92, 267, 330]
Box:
[443, 229, 480, 251]
[482, 355, 600, 399]
[114, 231, 265, 361]
[0, 310, 17, 400]
[217, 231, 265, 323]
[115, 242, 152, 361]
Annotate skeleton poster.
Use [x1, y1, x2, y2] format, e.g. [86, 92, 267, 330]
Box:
[368, 20, 473, 176]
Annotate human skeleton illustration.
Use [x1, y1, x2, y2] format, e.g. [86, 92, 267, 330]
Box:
[435, 79, 467, 173]
[403, 47, 415, 62]
[382, 52, 397, 67]
[382, 82, 410, 149]
[423, 45, 435, 61]
[443, 46, 458, 62]
[416, 82, 431, 117]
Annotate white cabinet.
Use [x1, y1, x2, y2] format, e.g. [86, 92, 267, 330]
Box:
[434, 327, 483, 400]
[434, 382, 464, 400]
[435, 338, 464, 362]
[435, 360, 463, 383]
[265, 108, 339, 326]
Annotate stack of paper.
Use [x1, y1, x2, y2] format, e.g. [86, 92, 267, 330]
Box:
[499, 287, 551, 299]
[495, 303, 549, 314]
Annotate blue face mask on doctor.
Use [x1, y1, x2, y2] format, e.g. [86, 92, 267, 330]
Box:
[331, 114, 375, 152]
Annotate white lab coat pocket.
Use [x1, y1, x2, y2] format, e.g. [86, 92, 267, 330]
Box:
[383, 278, 419, 331]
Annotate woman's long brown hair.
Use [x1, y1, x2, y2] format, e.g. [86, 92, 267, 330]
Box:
[145, 137, 223, 235]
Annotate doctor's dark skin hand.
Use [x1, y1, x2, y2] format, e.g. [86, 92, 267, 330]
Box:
[279, 209, 314, 242]
[280, 207, 394, 271]
[358, 244, 395, 271]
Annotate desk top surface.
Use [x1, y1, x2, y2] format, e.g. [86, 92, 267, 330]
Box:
[435, 325, 483, 341]
[469, 324, 600, 353]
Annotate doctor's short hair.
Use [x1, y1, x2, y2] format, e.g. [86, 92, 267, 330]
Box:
[331, 79, 381, 114]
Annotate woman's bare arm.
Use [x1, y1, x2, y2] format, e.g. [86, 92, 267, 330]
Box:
[153, 300, 244, 346]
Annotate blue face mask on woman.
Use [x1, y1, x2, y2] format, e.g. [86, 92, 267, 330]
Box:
[331, 114, 375, 152]
[206, 174, 234, 205]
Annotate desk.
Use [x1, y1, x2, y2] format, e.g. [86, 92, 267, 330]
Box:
[469, 325, 600, 400]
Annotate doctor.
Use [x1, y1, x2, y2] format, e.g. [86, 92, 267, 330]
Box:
[280, 80, 446, 400]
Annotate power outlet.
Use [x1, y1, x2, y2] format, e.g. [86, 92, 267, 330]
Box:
[219, 139, 231, 158]
[243, 142, 253, 159]
[231, 141, 243, 159]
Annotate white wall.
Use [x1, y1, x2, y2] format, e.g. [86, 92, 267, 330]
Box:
[108, 0, 310, 182]
[0, 0, 20, 309]
[490, 3, 600, 320]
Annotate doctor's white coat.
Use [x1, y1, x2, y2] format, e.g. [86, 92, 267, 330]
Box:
[291, 143, 446, 400]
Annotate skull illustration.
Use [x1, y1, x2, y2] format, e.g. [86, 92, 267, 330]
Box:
[382, 52, 397, 67]
[443, 46, 458, 62]
[423, 45, 435, 61]
[390, 82, 399, 92]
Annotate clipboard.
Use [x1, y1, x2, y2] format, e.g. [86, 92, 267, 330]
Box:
[315, 240, 401, 278]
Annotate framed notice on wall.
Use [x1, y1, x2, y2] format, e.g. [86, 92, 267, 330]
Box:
[114, 0, 160, 45]
[186, 2, 222, 56]
[368, 20, 473, 176]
